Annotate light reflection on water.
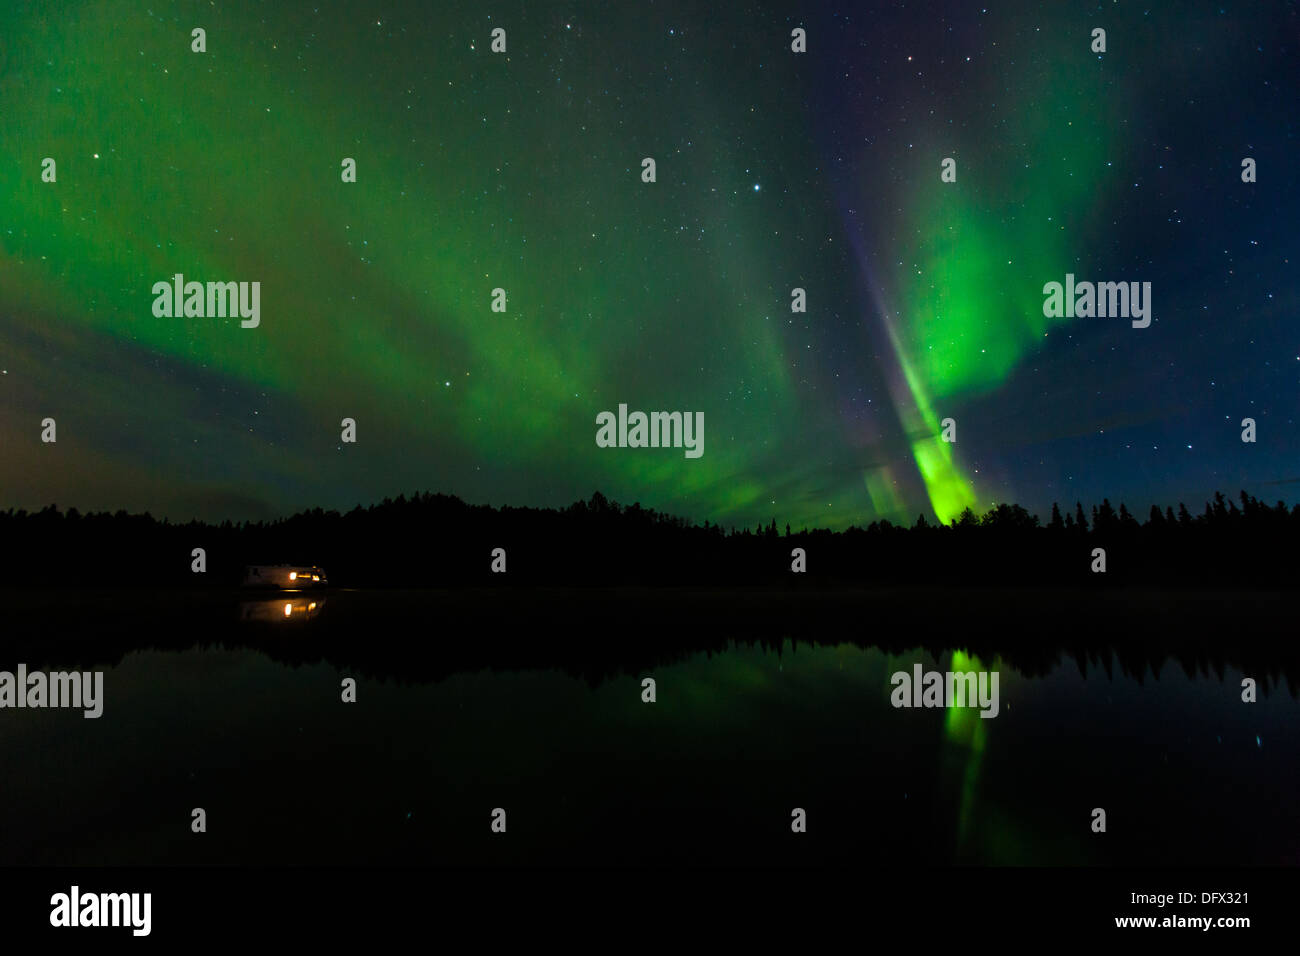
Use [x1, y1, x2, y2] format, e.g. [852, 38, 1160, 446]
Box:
[1, 589, 1296, 866]
[238, 596, 327, 622]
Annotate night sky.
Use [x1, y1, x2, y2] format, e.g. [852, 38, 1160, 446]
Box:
[2, 1, 1296, 529]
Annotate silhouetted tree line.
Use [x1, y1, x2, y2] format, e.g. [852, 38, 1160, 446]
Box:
[0, 488, 1296, 588]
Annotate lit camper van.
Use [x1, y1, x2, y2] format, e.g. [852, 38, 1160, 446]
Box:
[242, 564, 328, 589]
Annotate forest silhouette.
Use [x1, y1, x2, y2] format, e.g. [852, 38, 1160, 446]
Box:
[1, 488, 1295, 588]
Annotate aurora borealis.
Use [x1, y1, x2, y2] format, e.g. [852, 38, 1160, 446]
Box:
[2, 1, 1295, 528]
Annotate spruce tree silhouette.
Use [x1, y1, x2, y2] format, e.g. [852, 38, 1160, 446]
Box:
[1, 489, 1295, 589]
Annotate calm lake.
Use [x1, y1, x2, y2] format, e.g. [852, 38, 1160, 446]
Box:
[2, 588, 1296, 866]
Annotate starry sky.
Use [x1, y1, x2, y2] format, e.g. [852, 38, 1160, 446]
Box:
[1, 1, 1296, 528]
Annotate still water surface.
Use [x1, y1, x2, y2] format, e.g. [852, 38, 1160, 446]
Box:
[2, 588, 1295, 866]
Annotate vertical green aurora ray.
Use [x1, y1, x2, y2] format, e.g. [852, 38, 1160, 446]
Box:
[1, 4, 1123, 527]
[869, 44, 1118, 523]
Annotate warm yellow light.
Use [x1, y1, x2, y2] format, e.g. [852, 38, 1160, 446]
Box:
[289, 571, 298, 580]
[312, 575, 320, 581]
[308, 602, 317, 610]
[284, 603, 293, 616]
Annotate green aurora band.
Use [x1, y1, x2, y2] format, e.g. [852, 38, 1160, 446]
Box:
[1, 4, 1119, 528]
[882, 57, 1117, 523]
